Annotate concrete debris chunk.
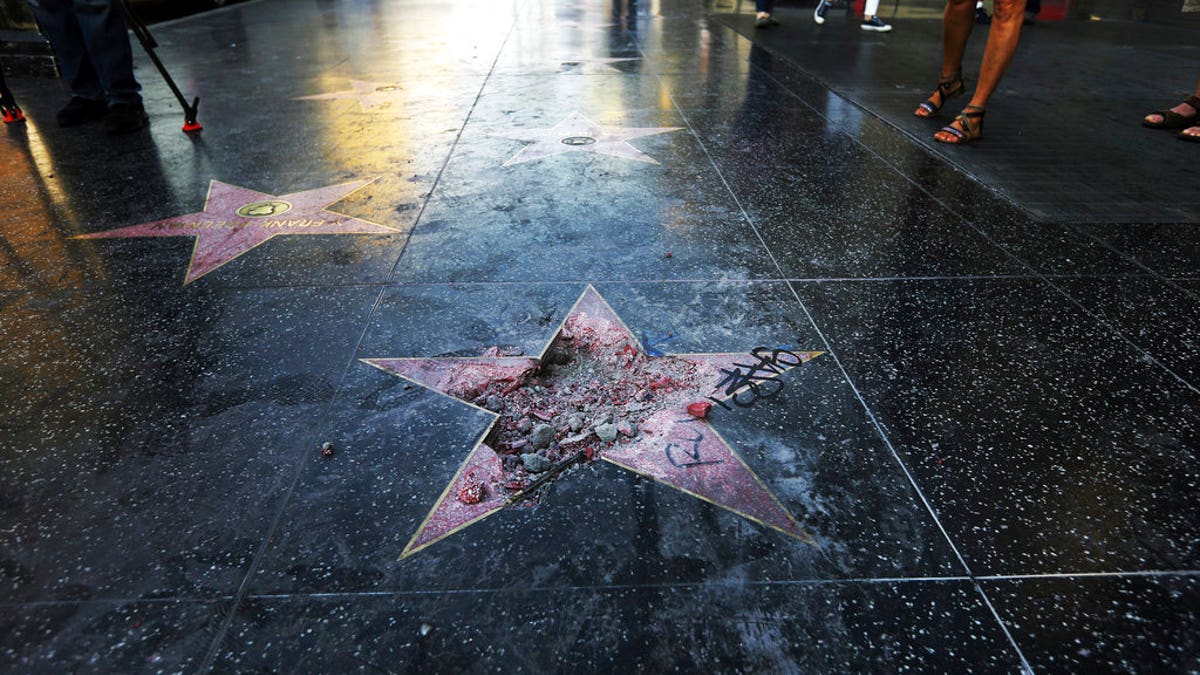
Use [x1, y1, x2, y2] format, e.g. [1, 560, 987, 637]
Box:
[521, 453, 552, 473]
[594, 422, 619, 442]
[530, 423, 556, 449]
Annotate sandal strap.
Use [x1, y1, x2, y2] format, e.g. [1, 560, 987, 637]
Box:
[921, 75, 965, 114]
[957, 107, 984, 136]
[937, 76, 965, 99]
[939, 125, 966, 140]
[1187, 95, 1200, 111]
[937, 71, 963, 86]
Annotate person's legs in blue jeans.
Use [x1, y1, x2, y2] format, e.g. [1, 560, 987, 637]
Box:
[28, 0, 144, 130]
[70, 0, 141, 105]
[28, 0, 107, 103]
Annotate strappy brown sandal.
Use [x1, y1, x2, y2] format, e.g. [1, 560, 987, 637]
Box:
[934, 105, 984, 145]
[915, 72, 965, 118]
[1143, 95, 1200, 129]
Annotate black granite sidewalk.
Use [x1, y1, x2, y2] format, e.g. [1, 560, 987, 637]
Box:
[1, 0, 1198, 672]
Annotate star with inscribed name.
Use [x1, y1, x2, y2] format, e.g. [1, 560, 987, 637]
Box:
[294, 80, 405, 111]
[75, 180, 396, 284]
[493, 111, 683, 167]
[363, 286, 824, 558]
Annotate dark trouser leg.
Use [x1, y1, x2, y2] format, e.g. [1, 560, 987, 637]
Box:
[756, 0, 773, 12]
[70, 0, 141, 105]
[28, 0, 105, 101]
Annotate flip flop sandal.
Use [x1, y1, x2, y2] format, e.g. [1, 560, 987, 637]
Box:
[1179, 126, 1200, 143]
[1143, 95, 1200, 129]
[934, 106, 984, 145]
[915, 74, 966, 118]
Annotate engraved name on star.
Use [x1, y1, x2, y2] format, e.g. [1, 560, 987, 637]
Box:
[492, 111, 683, 167]
[74, 180, 397, 284]
[294, 80, 405, 111]
[362, 286, 824, 558]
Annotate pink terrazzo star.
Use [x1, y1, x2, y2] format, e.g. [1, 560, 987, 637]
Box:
[363, 286, 825, 558]
[492, 111, 683, 167]
[75, 179, 397, 284]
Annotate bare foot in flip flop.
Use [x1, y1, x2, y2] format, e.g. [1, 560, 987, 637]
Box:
[1144, 96, 1200, 129]
[1180, 126, 1200, 143]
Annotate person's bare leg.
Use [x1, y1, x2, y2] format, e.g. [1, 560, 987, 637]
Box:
[1144, 71, 1200, 133]
[935, 0, 1025, 141]
[942, 0, 975, 79]
[914, 0, 973, 116]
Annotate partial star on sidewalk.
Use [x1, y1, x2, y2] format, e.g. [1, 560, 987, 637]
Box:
[492, 111, 683, 167]
[551, 20, 618, 31]
[74, 180, 397, 284]
[556, 56, 642, 73]
[294, 80, 405, 111]
[362, 285, 825, 558]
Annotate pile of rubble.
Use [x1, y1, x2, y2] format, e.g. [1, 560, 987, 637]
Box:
[458, 311, 707, 503]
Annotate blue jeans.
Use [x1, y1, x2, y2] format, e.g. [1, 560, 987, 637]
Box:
[756, 0, 774, 10]
[27, 0, 141, 105]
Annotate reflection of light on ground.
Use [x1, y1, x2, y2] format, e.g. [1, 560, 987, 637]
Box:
[305, 0, 516, 177]
[0, 120, 99, 285]
[20, 119, 72, 225]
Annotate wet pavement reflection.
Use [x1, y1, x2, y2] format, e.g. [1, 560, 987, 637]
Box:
[1, 0, 1197, 672]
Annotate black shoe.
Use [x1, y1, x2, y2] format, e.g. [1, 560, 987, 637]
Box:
[975, 6, 991, 23]
[56, 97, 108, 127]
[104, 102, 149, 134]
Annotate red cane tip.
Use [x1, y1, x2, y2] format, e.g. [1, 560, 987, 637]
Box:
[182, 120, 202, 132]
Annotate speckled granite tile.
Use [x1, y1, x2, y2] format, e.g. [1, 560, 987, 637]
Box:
[0, 600, 227, 673]
[0, 287, 377, 602]
[983, 575, 1200, 673]
[793, 279, 1200, 575]
[215, 581, 1021, 672]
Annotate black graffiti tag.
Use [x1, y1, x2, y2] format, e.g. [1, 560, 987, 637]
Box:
[664, 426, 724, 468]
[709, 347, 801, 410]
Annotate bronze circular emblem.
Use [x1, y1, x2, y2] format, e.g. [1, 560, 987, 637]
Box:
[561, 136, 597, 146]
[236, 200, 293, 218]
